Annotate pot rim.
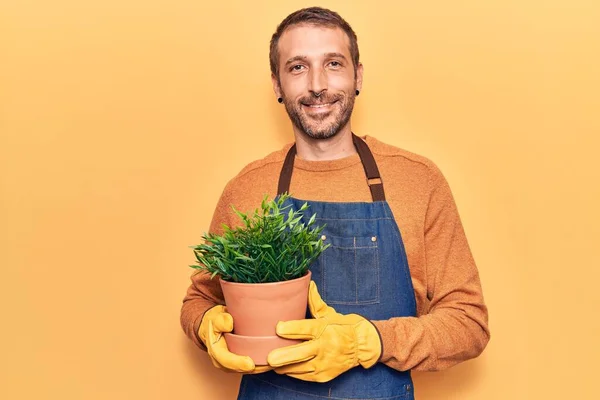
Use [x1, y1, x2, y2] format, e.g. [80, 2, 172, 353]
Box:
[219, 270, 311, 288]
[223, 332, 282, 340]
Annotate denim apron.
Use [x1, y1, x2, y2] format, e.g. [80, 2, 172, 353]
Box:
[237, 134, 417, 400]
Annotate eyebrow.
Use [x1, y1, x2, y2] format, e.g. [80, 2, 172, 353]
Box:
[284, 52, 349, 67]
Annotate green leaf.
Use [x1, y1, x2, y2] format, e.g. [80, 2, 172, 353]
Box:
[188, 193, 326, 283]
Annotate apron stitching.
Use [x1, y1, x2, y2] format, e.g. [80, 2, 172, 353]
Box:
[315, 217, 394, 221]
[376, 243, 380, 301]
[328, 300, 380, 305]
[251, 376, 408, 399]
[324, 237, 380, 305]
[331, 246, 377, 250]
[322, 247, 327, 303]
[354, 236, 358, 303]
[390, 225, 418, 314]
[250, 377, 333, 399]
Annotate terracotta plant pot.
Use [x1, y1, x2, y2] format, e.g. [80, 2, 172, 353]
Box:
[220, 270, 311, 365]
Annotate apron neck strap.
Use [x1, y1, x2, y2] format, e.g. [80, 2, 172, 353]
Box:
[277, 133, 386, 202]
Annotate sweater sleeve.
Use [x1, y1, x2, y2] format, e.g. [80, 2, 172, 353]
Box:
[180, 185, 236, 350]
[371, 165, 490, 371]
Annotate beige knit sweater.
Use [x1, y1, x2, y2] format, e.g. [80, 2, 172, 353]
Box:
[181, 136, 490, 372]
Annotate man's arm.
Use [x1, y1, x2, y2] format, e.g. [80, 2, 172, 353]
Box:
[372, 166, 490, 371]
[180, 186, 235, 350]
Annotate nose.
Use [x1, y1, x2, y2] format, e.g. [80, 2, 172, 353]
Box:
[308, 67, 327, 97]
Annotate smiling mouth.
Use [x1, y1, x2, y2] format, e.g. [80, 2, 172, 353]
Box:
[303, 101, 337, 109]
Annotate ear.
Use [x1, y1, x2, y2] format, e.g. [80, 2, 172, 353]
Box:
[271, 73, 282, 99]
[355, 62, 364, 92]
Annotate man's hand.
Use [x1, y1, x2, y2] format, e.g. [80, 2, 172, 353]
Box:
[267, 281, 382, 382]
[199, 305, 272, 374]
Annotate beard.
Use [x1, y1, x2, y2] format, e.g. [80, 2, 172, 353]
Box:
[281, 90, 356, 140]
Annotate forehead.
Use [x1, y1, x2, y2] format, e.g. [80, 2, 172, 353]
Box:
[277, 24, 352, 62]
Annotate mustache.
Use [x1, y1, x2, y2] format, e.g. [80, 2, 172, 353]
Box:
[299, 93, 343, 106]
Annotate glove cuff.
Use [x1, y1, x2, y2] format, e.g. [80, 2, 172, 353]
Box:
[355, 316, 383, 369]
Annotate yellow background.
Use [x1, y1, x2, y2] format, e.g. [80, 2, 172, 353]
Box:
[1, 1, 598, 399]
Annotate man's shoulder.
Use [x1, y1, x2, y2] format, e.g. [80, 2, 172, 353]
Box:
[220, 142, 292, 204]
[365, 135, 440, 177]
[232, 142, 292, 182]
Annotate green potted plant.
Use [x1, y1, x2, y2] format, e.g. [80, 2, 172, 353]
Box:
[189, 193, 329, 365]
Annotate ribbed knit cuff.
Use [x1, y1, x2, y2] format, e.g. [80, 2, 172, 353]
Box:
[371, 320, 390, 364]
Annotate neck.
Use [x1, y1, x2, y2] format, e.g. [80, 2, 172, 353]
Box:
[293, 125, 357, 161]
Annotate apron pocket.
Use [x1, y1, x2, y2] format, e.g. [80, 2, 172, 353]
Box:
[321, 235, 380, 305]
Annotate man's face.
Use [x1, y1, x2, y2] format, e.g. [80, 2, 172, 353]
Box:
[273, 24, 363, 140]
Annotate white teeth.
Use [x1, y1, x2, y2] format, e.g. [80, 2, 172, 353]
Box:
[308, 103, 331, 108]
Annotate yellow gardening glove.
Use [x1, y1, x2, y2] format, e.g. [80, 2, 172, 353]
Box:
[267, 281, 382, 382]
[198, 305, 272, 374]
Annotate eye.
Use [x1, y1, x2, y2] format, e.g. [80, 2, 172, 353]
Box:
[291, 64, 305, 72]
[329, 61, 342, 68]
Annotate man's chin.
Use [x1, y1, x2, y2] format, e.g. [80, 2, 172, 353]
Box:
[301, 127, 341, 140]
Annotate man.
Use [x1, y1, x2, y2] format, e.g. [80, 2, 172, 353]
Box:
[181, 6, 489, 400]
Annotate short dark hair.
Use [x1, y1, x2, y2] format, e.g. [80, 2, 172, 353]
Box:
[269, 7, 360, 79]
